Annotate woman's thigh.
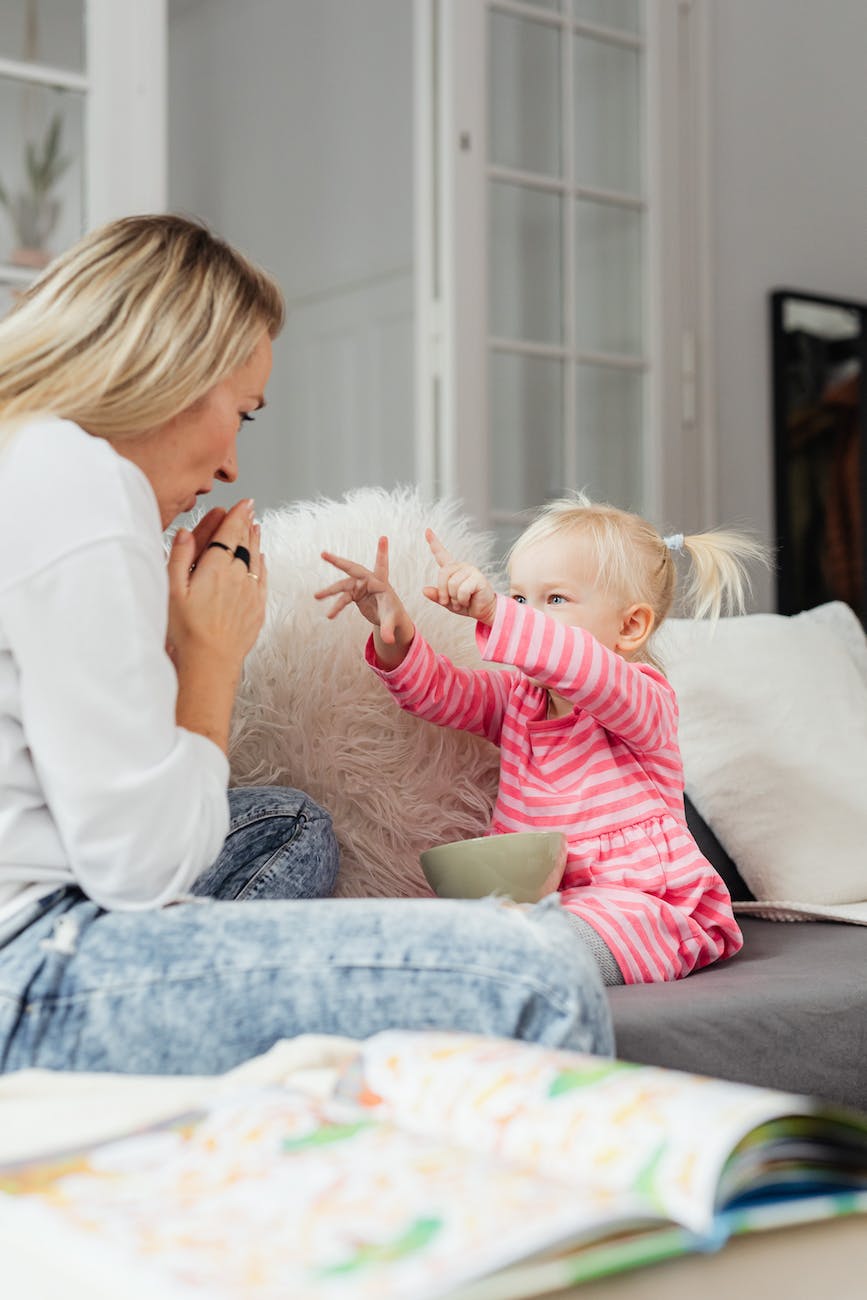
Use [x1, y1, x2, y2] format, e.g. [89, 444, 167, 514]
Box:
[0, 891, 613, 1075]
[190, 786, 339, 901]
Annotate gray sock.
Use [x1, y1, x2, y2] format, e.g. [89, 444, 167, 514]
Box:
[564, 912, 625, 986]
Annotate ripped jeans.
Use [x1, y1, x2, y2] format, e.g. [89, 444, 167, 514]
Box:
[0, 788, 614, 1074]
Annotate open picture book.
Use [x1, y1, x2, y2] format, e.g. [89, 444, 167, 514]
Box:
[1, 1029, 866, 1300]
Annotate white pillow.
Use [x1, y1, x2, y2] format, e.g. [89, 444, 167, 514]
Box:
[229, 487, 501, 898]
[657, 602, 867, 924]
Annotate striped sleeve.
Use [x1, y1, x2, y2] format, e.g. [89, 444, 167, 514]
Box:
[476, 595, 676, 753]
[365, 630, 513, 744]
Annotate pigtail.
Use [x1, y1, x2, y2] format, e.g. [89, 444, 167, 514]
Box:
[676, 530, 771, 622]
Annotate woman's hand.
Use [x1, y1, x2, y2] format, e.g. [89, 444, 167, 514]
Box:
[187, 506, 228, 567]
[316, 536, 415, 669]
[166, 498, 267, 751]
[164, 507, 228, 665]
[423, 529, 498, 625]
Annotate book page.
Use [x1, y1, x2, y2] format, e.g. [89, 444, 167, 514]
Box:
[342, 1031, 825, 1235]
[0, 1083, 671, 1300]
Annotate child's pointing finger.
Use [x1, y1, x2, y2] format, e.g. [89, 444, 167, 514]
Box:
[320, 550, 373, 580]
[425, 528, 455, 568]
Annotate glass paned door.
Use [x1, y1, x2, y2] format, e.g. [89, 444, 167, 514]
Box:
[418, 0, 710, 554]
[486, 0, 648, 552]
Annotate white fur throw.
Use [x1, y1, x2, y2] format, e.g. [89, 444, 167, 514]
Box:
[229, 487, 502, 897]
[657, 602, 867, 924]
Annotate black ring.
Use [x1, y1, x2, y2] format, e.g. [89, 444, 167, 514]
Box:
[206, 541, 233, 555]
[233, 545, 251, 570]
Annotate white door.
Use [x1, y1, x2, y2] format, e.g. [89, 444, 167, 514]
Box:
[0, 0, 167, 316]
[416, 0, 715, 552]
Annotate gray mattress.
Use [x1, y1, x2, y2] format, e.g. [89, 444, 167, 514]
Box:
[607, 917, 867, 1112]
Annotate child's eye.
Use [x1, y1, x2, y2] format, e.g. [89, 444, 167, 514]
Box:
[511, 594, 526, 604]
[548, 594, 566, 605]
[240, 412, 256, 425]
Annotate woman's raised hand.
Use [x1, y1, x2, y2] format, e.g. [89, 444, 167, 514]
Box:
[316, 536, 415, 666]
[165, 498, 267, 753]
[423, 529, 497, 625]
[167, 497, 267, 671]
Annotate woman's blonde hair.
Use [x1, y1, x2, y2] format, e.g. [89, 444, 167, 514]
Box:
[509, 492, 770, 664]
[0, 213, 284, 438]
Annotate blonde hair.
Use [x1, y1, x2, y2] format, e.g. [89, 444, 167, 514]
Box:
[0, 213, 284, 439]
[509, 492, 770, 665]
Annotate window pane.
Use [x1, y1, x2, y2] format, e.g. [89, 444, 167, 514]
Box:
[575, 198, 642, 356]
[574, 35, 641, 195]
[489, 10, 561, 177]
[0, 0, 85, 72]
[572, 0, 641, 35]
[490, 181, 562, 344]
[0, 77, 85, 268]
[575, 364, 645, 510]
[490, 351, 563, 513]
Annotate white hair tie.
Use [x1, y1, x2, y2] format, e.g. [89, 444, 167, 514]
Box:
[663, 533, 684, 554]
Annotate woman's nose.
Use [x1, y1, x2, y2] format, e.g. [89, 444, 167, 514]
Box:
[215, 445, 238, 484]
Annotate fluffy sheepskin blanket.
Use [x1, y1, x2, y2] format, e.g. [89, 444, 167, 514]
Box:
[229, 487, 503, 898]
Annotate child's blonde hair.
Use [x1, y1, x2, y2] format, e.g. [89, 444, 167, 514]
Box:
[508, 492, 770, 664]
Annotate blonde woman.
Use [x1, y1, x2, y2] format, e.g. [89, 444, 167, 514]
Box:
[0, 216, 612, 1073]
[320, 497, 769, 988]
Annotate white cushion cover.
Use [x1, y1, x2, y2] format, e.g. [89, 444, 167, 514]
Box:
[658, 602, 867, 924]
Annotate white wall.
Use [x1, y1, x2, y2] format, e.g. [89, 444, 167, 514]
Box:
[709, 0, 867, 609]
[168, 0, 414, 512]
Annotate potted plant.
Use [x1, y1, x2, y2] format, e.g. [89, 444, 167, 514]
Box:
[0, 112, 72, 269]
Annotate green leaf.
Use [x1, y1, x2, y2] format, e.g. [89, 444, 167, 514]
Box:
[281, 1119, 375, 1152]
[548, 1062, 625, 1096]
[318, 1217, 444, 1277]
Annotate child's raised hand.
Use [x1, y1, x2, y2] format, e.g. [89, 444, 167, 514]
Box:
[316, 536, 415, 664]
[423, 529, 498, 625]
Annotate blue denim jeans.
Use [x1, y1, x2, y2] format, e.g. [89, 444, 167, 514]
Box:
[0, 788, 614, 1075]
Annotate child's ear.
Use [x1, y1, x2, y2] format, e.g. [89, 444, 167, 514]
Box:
[616, 603, 655, 655]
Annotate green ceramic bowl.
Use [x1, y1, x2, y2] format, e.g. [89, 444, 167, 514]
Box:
[420, 830, 568, 903]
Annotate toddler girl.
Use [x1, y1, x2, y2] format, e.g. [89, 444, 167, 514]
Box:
[316, 494, 768, 987]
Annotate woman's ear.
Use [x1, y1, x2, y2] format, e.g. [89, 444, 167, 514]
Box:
[616, 603, 655, 656]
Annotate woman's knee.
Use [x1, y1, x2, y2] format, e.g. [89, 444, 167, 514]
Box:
[378, 896, 614, 1057]
[237, 786, 339, 901]
[483, 899, 615, 1056]
[197, 786, 340, 900]
[294, 794, 340, 898]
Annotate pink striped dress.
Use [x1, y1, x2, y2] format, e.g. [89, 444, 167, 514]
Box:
[367, 595, 742, 984]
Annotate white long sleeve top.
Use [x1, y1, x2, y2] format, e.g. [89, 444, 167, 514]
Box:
[0, 416, 230, 927]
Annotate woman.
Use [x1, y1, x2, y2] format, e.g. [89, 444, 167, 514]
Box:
[0, 215, 612, 1074]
